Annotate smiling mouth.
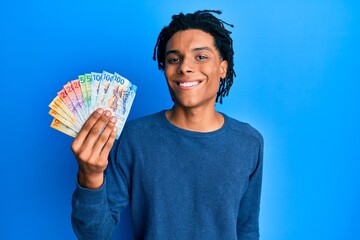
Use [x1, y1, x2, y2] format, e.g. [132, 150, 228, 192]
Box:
[178, 81, 201, 87]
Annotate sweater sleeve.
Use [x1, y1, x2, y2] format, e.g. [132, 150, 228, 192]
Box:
[71, 137, 131, 240]
[237, 137, 264, 240]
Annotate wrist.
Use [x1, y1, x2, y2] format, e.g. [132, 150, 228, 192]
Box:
[78, 170, 104, 190]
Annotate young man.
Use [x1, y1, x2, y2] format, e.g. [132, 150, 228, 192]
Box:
[71, 10, 263, 240]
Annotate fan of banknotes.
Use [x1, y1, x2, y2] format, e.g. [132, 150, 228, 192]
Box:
[48, 71, 137, 139]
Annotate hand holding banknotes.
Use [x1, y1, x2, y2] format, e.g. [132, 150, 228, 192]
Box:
[49, 71, 137, 139]
[48, 71, 137, 188]
[71, 109, 117, 189]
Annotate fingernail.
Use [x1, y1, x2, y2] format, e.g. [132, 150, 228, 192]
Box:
[110, 116, 117, 123]
[105, 111, 111, 117]
[97, 108, 104, 114]
[113, 127, 118, 132]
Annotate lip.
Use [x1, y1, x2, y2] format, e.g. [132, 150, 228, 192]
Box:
[174, 79, 203, 90]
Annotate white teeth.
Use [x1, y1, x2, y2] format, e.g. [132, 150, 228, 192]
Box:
[179, 81, 200, 87]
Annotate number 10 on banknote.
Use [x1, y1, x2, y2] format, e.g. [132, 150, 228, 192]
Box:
[48, 71, 137, 139]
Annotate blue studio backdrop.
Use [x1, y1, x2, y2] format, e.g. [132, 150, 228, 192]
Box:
[1, 0, 359, 239]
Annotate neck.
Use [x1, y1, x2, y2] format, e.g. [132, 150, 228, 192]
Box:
[165, 105, 224, 132]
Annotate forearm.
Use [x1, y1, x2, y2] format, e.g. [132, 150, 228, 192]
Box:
[71, 126, 131, 239]
[71, 179, 116, 240]
[237, 138, 263, 239]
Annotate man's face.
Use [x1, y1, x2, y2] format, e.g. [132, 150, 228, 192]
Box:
[164, 29, 228, 109]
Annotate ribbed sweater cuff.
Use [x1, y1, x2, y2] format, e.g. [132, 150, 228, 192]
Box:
[74, 177, 107, 205]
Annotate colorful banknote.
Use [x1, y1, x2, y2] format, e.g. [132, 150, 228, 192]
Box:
[49, 71, 137, 139]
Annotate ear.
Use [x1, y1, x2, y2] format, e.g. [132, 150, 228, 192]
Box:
[219, 60, 228, 79]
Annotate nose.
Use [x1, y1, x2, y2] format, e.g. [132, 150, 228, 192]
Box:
[178, 57, 194, 75]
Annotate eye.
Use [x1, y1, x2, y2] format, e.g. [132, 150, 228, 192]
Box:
[196, 55, 208, 61]
[166, 56, 181, 64]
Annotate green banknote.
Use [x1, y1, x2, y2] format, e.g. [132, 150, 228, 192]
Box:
[49, 71, 137, 139]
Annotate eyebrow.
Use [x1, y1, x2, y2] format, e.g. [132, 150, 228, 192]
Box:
[165, 47, 213, 56]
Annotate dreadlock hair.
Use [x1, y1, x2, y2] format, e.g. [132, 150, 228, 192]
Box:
[153, 10, 236, 104]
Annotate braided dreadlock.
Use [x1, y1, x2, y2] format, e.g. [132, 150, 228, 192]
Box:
[153, 10, 235, 104]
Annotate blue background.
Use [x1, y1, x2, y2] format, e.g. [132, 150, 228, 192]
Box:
[1, 0, 359, 239]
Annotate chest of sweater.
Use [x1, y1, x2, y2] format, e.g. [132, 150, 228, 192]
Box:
[129, 130, 257, 214]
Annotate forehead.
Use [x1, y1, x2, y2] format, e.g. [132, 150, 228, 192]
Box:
[166, 29, 216, 51]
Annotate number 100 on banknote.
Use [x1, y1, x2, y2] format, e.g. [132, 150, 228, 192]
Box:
[48, 71, 137, 139]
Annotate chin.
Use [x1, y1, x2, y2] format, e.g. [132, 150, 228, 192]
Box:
[175, 98, 216, 110]
[174, 101, 197, 109]
[172, 98, 196, 108]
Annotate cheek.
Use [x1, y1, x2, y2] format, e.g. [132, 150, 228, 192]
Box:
[164, 69, 174, 89]
[204, 65, 222, 81]
[164, 68, 170, 82]
[207, 68, 222, 91]
[164, 65, 174, 80]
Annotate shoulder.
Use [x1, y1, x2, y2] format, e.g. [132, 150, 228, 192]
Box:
[224, 114, 264, 147]
[120, 111, 165, 136]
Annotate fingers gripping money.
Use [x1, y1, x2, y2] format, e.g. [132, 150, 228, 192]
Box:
[49, 71, 137, 139]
